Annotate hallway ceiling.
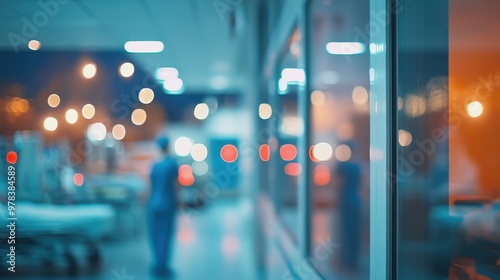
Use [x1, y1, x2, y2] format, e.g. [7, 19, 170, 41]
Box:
[0, 0, 249, 93]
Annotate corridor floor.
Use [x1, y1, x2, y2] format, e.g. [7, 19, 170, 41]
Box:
[4, 198, 257, 280]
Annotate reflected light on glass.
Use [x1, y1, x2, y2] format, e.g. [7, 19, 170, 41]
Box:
[312, 142, 333, 161]
[284, 163, 302, 176]
[28, 40, 41, 51]
[335, 144, 352, 162]
[314, 165, 330, 186]
[194, 103, 210, 120]
[124, 41, 164, 53]
[156, 67, 179, 80]
[220, 145, 238, 163]
[352, 86, 369, 105]
[138, 88, 155, 104]
[211, 76, 230, 90]
[82, 104, 95, 119]
[258, 103, 272, 120]
[82, 63, 97, 79]
[281, 68, 305, 84]
[278, 78, 288, 93]
[319, 71, 339, 85]
[326, 42, 365, 55]
[259, 144, 270, 161]
[398, 130, 412, 147]
[87, 123, 106, 141]
[281, 116, 304, 136]
[397, 97, 404, 110]
[467, 101, 483, 118]
[175, 137, 193, 157]
[131, 109, 147, 125]
[65, 109, 78, 124]
[47, 94, 60, 108]
[311, 90, 326, 106]
[338, 122, 354, 140]
[405, 95, 427, 117]
[309, 146, 319, 162]
[192, 161, 209, 176]
[280, 144, 297, 161]
[191, 143, 208, 162]
[112, 124, 126, 141]
[163, 78, 184, 93]
[73, 173, 84, 187]
[43, 117, 58, 131]
[119, 62, 135, 78]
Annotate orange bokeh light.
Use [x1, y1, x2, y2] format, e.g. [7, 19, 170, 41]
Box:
[280, 144, 297, 161]
[178, 164, 195, 186]
[313, 165, 330, 186]
[309, 145, 319, 162]
[220, 145, 238, 163]
[73, 173, 84, 187]
[259, 144, 270, 161]
[284, 163, 302, 176]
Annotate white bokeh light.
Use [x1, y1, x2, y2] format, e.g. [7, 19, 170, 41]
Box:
[87, 123, 106, 141]
[191, 143, 208, 162]
[194, 103, 210, 120]
[65, 109, 78, 124]
[312, 142, 333, 161]
[174, 137, 193, 157]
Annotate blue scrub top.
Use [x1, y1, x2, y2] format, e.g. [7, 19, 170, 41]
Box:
[149, 156, 178, 212]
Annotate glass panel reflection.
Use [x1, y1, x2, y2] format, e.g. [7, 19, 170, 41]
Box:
[309, 0, 370, 278]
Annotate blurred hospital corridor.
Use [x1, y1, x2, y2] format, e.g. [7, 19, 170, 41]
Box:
[2, 0, 500, 279]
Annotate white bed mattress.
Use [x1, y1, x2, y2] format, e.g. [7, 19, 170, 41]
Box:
[0, 202, 115, 240]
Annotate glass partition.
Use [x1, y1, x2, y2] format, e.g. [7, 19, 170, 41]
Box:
[395, 1, 500, 279]
[272, 26, 303, 240]
[308, 0, 370, 278]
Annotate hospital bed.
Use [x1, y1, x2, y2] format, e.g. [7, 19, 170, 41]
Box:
[0, 202, 115, 275]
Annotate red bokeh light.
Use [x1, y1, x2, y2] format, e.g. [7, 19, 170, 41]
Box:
[178, 164, 195, 186]
[6, 151, 17, 165]
[73, 173, 84, 187]
[280, 144, 297, 161]
[309, 145, 319, 162]
[284, 163, 302, 176]
[220, 145, 238, 163]
[313, 165, 330, 186]
[259, 144, 270, 161]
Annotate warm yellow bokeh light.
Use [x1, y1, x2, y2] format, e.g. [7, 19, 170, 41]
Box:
[28, 40, 41, 51]
[194, 103, 209, 120]
[311, 90, 326, 106]
[65, 109, 78, 124]
[82, 104, 95, 119]
[119, 62, 135, 78]
[352, 86, 369, 105]
[138, 88, 155, 104]
[47, 94, 60, 108]
[44, 117, 58, 131]
[112, 124, 126, 140]
[258, 103, 272, 120]
[190, 143, 208, 161]
[335, 144, 352, 162]
[467, 101, 483, 118]
[131, 108, 147, 125]
[82, 63, 97, 79]
[398, 130, 413, 147]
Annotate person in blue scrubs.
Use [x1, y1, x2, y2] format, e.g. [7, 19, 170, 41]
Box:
[149, 136, 178, 278]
